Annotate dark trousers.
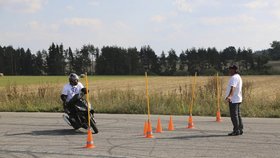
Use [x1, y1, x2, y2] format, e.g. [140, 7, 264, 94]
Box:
[229, 102, 243, 132]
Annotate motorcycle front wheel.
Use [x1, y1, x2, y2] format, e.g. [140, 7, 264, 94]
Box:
[90, 117, 98, 134]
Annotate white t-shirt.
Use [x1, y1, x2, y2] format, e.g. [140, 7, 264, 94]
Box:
[61, 82, 84, 102]
[226, 74, 243, 103]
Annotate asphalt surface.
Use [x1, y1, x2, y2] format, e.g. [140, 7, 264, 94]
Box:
[0, 112, 279, 158]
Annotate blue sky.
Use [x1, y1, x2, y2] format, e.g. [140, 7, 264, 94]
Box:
[1, 0, 280, 54]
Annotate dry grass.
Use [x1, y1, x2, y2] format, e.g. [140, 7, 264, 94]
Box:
[89, 76, 280, 101]
[0, 75, 279, 117]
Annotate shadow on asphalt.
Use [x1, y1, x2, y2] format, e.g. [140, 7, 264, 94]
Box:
[158, 134, 228, 140]
[32, 129, 85, 136]
[5, 129, 85, 136]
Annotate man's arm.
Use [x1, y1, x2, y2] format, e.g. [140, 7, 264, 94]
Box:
[81, 87, 88, 94]
[226, 86, 235, 102]
[60, 94, 67, 103]
[60, 94, 68, 110]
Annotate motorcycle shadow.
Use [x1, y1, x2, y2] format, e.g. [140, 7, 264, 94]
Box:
[5, 129, 86, 136]
[32, 129, 86, 136]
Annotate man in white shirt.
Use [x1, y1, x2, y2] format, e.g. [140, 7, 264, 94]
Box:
[61, 73, 85, 113]
[225, 65, 243, 136]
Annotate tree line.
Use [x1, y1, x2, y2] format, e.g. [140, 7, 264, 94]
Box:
[0, 41, 279, 76]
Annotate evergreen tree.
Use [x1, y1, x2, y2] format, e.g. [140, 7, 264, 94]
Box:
[25, 49, 33, 75]
[159, 51, 167, 75]
[179, 51, 187, 71]
[166, 49, 178, 75]
[4, 46, 14, 75]
[206, 47, 220, 70]
[269, 41, 280, 60]
[33, 51, 45, 75]
[186, 48, 199, 75]
[0, 46, 4, 73]
[46, 43, 65, 75]
[127, 47, 140, 74]
[73, 45, 93, 74]
[65, 47, 75, 73]
[0, 40, 280, 76]
[139, 45, 160, 74]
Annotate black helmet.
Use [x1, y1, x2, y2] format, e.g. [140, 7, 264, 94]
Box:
[69, 73, 79, 85]
[229, 65, 238, 70]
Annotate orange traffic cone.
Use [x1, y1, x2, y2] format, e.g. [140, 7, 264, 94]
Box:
[143, 121, 148, 136]
[145, 120, 154, 138]
[216, 111, 222, 122]
[168, 115, 174, 131]
[187, 115, 194, 129]
[85, 129, 95, 149]
[156, 117, 163, 133]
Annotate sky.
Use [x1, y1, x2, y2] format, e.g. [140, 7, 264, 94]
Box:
[1, 0, 280, 55]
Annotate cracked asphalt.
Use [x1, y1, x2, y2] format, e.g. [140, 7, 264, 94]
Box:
[0, 112, 280, 158]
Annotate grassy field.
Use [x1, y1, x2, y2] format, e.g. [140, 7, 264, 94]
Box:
[0, 75, 279, 117]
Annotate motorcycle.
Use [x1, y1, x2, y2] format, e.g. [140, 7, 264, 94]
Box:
[62, 92, 98, 134]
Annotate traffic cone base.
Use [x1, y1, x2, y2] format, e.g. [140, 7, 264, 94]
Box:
[187, 123, 194, 129]
[168, 115, 175, 131]
[156, 117, 163, 133]
[85, 129, 95, 149]
[216, 111, 222, 122]
[145, 121, 154, 138]
[187, 116, 195, 129]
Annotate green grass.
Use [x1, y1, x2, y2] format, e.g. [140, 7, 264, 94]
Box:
[0, 76, 65, 87]
[0, 75, 145, 87]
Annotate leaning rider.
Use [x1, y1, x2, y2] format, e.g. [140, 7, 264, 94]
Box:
[60, 73, 85, 114]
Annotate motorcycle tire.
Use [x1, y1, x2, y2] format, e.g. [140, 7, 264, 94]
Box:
[69, 116, 80, 130]
[63, 114, 80, 130]
[90, 118, 98, 134]
[70, 120, 80, 130]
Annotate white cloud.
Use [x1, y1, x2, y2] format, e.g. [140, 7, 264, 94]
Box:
[64, 17, 102, 28]
[27, 21, 60, 31]
[114, 21, 130, 30]
[268, 1, 280, 19]
[49, 24, 60, 31]
[28, 21, 40, 29]
[88, 0, 99, 6]
[171, 23, 183, 32]
[173, 0, 221, 13]
[66, 5, 74, 10]
[150, 15, 166, 23]
[244, 0, 269, 9]
[0, 0, 46, 13]
[201, 15, 256, 26]
[271, 10, 280, 19]
[0, 29, 61, 53]
[174, 0, 192, 12]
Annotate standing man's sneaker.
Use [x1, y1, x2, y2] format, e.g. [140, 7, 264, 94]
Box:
[228, 131, 240, 136]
